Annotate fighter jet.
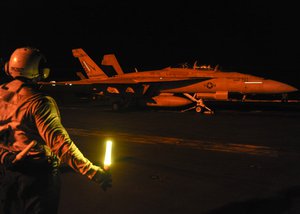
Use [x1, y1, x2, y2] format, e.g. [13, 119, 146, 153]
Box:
[42, 48, 298, 113]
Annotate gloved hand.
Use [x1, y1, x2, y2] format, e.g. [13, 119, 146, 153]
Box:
[2, 152, 17, 169]
[1, 142, 36, 169]
[92, 166, 112, 191]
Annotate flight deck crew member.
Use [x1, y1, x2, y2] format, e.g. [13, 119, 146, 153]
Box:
[0, 47, 112, 214]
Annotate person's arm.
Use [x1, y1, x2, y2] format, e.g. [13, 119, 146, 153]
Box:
[32, 96, 99, 178]
[32, 95, 112, 190]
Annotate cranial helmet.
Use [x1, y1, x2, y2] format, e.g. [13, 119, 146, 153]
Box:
[4, 47, 50, 80]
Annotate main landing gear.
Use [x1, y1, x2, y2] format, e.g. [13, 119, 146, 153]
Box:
[181, 93, 214, 114]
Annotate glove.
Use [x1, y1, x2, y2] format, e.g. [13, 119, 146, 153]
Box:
[92, 166, 112, 191]
[1, 141, 36, 169]
[2, 152, 17, 169]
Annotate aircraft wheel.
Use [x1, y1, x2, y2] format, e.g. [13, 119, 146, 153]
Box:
[195, 106, 202, 113]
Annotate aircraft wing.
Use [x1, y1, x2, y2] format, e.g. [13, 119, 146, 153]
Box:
[39, 76, 211, 86]
[131, 76, 212, 83]
[38, 78, 138, 86]
[94, 76, 212, 85]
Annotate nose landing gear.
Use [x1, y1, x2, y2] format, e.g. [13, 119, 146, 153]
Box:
[181, 93, 214, 114]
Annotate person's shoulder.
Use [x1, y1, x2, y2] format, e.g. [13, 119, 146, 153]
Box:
[22, 87, 56, 105]
[28, 93, 59, 113]
[20, 84, 53, 99]
[33, 93, 56, 103]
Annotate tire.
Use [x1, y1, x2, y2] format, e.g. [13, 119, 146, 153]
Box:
[195, 106, 202, 113]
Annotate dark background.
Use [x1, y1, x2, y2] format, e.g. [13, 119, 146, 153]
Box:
[0, 1, 298, 89]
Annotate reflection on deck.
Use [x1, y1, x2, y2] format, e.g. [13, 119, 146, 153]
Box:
[67, 128, 278, 157]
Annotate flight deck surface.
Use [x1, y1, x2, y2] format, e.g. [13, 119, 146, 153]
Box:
[57, 102, 300, 214]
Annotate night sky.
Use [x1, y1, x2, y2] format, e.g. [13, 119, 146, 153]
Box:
[0, 1, 298, 88]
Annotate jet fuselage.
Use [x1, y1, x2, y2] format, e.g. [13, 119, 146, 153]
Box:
[106, 68, 297, 96]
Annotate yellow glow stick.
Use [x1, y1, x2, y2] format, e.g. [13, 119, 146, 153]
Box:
[104, 140, 112, 170]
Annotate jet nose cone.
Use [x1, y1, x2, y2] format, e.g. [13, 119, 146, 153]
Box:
[288, 85, 298, 92]
[280, 83, 298, 93]
[267, 80, 298, 93]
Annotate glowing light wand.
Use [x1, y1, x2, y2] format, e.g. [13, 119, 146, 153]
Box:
[104, 140, 112, 170]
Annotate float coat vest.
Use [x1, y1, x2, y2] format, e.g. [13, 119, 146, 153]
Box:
[0, 79, 98, 178]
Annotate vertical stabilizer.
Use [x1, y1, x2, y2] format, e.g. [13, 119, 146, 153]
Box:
[101, 54, 124, 75]
[72, 48, 108, 79]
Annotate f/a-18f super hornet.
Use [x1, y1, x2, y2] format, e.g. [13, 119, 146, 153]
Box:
[41, 48, 298, 113]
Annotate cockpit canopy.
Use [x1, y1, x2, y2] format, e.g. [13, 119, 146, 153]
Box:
[170, 61, 219, 71]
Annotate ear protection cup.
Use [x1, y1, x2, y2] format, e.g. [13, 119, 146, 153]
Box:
[38, 67, 50, 79]
[38, 54, 50, 80]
